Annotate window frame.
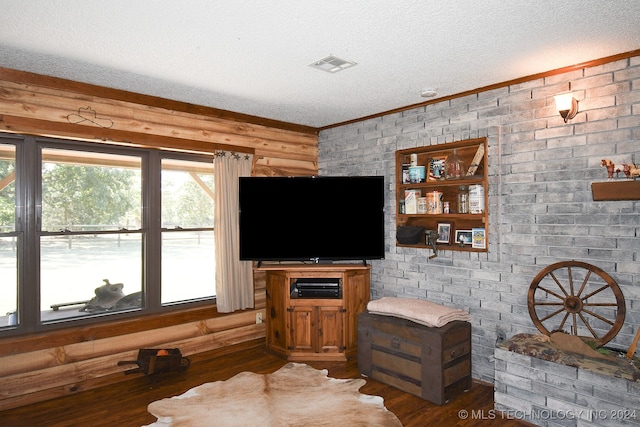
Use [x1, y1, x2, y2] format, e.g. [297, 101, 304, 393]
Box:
[1, 133, 217, 337]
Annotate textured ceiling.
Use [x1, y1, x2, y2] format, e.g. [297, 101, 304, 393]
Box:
[1, 1, 640, 129]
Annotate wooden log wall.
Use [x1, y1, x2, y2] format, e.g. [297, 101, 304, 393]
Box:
[0, 67, 317, 410]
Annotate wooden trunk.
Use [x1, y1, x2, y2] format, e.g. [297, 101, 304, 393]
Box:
[357, 312, 471, 405]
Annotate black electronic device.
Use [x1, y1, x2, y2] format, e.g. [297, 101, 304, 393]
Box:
[238, 176, 385, 263]
[292, 278, 341, 299]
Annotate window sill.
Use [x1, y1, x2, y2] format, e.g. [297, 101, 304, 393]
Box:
[0, 303, 220, 356]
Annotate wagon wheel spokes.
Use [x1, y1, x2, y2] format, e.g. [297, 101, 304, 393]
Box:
[583, 302, 619, 307]
[548, 272, 570, 297]
[527, 261, 626, 345]
[557, 311, 570, 331]
[581, 308, 615, 326]
[575, 270, 592, 298]
[567, 266, 575, 295]
[538, 307, 565, 323]
[536, 285, 565, 301]
[578, 311, 600, 340]
[581, 284, 610, 301]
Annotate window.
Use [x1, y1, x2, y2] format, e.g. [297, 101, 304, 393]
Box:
[0, 142, 17, 326]
[0, 134, 217, 332]
[40, 148, 143, 321]
[161, 158, 215, 304]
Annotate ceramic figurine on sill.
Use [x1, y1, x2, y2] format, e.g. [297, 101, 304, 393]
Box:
[600, 159, 621, 180]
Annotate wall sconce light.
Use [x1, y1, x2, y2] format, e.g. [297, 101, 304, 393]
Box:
[554, 93, 579, 123]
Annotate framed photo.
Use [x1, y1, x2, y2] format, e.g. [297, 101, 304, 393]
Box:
[436, 222, 452, 244]
[472, 227, 486, 249]
[428, 156, 446, 181]
[455, 229, 472, 245]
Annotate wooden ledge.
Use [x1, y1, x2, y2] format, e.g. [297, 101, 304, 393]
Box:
[591, 180, 640, 201]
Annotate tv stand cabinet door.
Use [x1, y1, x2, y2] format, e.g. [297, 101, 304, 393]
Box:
[288, 305, 345, 357]
[288, 306, 316, 355]
[317, 306, 345, 355]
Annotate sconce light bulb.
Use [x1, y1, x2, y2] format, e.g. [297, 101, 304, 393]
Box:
[554, 94, 579, 123]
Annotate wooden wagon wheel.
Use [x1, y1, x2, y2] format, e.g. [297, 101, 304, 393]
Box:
[527, 261, 625, 345]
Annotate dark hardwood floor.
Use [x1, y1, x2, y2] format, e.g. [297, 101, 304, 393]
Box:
[0, 340, 530, 427]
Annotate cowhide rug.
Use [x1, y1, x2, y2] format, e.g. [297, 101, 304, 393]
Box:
[144, 362, 402, 427]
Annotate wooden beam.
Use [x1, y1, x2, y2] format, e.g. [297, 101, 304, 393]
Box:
[0, 66, 319, 136]
[0, 75, 319, 174]
[0, 304, 264, 357]
[189, 172, 215, 200]
[0, 169, 14, 191]
[0, 114, 254, 155]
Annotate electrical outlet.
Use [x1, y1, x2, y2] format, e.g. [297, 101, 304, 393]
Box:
[256, 312, 263, 324]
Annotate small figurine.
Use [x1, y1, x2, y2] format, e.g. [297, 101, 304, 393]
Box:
[623, 163, 640, 179]
[600, 159, 620, 180]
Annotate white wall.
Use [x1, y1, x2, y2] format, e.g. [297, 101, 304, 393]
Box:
[318, 55, 640, 382]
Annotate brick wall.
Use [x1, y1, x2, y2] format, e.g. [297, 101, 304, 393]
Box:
[494, 347, 640, 426]
[318, 55, 640, 383]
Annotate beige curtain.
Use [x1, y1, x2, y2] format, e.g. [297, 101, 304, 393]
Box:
[214, 151, 254, 313]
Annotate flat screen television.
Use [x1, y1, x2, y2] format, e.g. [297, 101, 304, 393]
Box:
[238, 176, 385, 263]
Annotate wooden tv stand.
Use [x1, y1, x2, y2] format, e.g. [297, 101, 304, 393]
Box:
[257, 264, 371, 362]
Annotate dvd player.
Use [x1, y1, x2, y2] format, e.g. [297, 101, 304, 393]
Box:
[293, 278, 341, 298]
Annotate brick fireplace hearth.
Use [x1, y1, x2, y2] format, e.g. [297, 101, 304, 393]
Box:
[494, 336, 639, 427]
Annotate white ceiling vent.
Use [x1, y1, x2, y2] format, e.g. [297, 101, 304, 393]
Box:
[309, 55, 357, 73]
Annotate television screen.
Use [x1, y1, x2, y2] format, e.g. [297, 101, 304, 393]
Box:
[238, 176, 385, 263]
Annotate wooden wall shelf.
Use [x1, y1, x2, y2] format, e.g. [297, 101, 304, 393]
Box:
[591, 181, 640, 201]
[395, 138, 489, 252]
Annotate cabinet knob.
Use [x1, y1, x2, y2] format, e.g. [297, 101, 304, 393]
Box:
[391, 337, 400, 349]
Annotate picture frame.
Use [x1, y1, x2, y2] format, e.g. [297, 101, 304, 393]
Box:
[436, 222, 452, 244]
[454, 229, 472, 245]
[472, 227, 486, 249]
[427, 156, 446, 181]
